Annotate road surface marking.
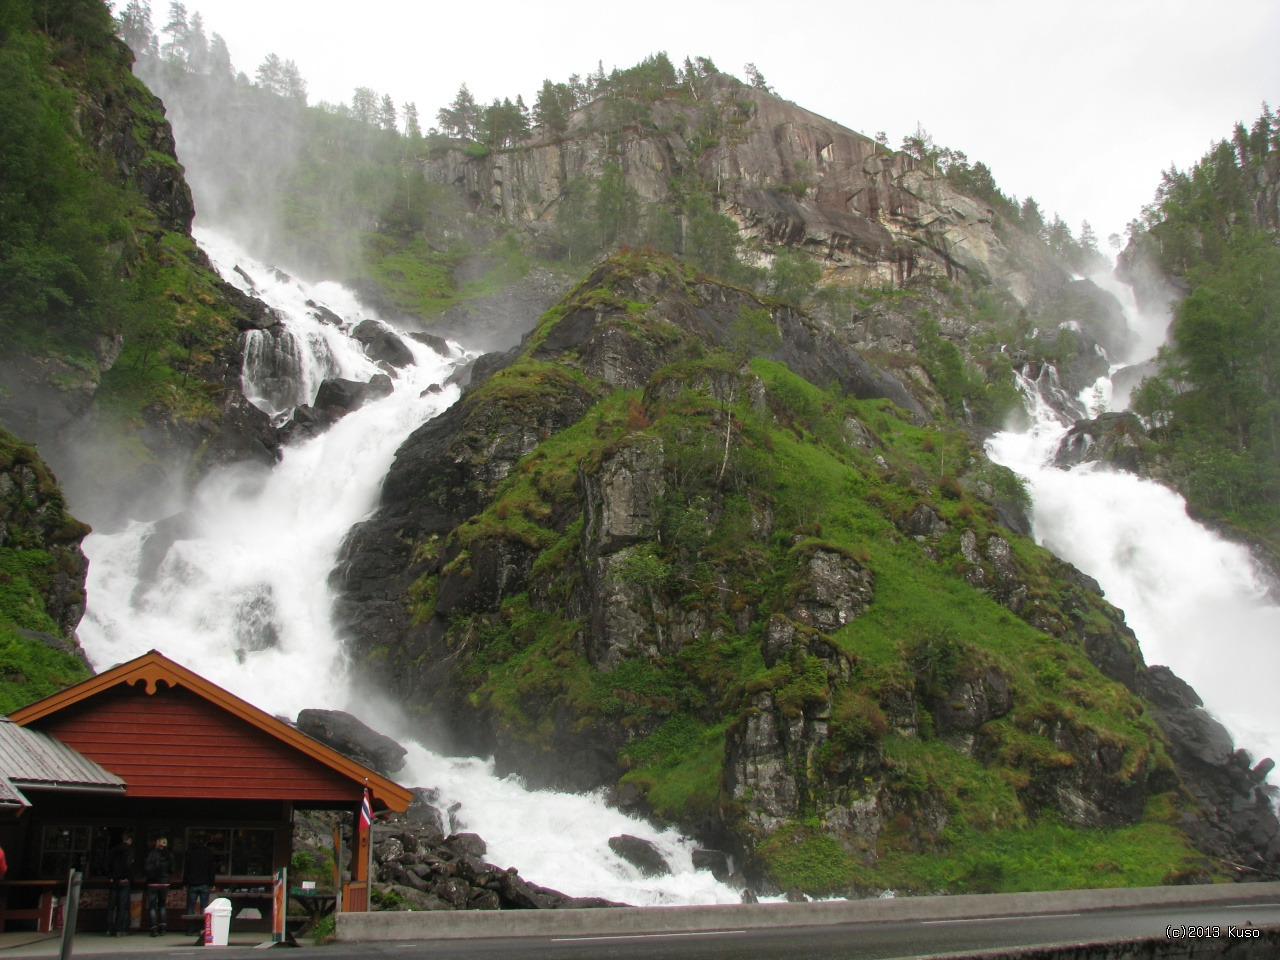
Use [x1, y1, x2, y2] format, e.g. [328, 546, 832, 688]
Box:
[552, 930, 748, 942]
[922, 913, 1081, 925]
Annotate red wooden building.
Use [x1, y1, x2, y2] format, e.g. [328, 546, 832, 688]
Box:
[0, 650, 411, 929]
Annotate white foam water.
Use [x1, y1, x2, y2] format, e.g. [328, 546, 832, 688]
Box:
[987, 273, 1279, 776]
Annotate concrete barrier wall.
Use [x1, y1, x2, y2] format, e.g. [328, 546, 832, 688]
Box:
[335, 881, 1280, 942]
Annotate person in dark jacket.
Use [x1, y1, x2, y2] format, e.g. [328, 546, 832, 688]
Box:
[105, 832, 134, 937]
[183, 837, 217, 934]
[143, 837, 174, 936]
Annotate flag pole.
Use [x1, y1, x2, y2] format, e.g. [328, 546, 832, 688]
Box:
[363, 781, 373, 902]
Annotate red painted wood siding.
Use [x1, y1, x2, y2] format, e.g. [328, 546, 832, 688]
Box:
[33, 684, 362, 802]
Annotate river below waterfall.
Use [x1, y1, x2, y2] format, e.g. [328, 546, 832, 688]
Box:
[76, 229, 744, 906]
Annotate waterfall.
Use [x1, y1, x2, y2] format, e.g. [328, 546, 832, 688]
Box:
[76, 229, 743, 906]
[987, 274, 1280, 777]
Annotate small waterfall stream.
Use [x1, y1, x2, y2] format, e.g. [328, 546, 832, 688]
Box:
[987, 275, 1280, 776]
[76, 229, 743, 906]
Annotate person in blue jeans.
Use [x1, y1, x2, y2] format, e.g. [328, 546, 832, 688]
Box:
[183, 837, 217, 934]
[143, 837, 173, 936]
[105, 832, 134, 936]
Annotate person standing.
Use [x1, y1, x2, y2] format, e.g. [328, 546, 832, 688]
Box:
[105, 832, 134, 937]
[143, 837, 173, 936]
[182, 837, 216, 935]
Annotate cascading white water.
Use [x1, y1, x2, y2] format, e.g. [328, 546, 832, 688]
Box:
[987, 273, 1280, 776]
[77, 229, 743, 906]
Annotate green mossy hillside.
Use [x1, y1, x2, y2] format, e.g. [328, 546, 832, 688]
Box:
[386, 250, 1204, 895]
[1, 1, 276, 469]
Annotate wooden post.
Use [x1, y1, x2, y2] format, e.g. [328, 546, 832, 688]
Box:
[330, 825, 342, 914]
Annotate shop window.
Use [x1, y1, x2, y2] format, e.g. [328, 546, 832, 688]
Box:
[39, 825, 91, 879]
[229, 828, 273, 877]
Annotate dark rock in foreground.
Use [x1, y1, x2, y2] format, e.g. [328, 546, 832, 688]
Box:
[371, 816, 629, 911]
[295, 708, 407, 776]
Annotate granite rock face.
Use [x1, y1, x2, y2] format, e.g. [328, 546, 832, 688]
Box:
[423, 76, 1067, 301]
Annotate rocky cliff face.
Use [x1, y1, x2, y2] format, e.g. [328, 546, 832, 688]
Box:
[426, 77, 1065, 300]
[0, 430, 90, 640]
[420, 76, 1129, 418]
[335, 251, 1279, 893]
[0, 428, 93, 706]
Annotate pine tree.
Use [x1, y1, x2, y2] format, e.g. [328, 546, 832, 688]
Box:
[436, 83, 479, 140]
[351, 87, 377, 125]
[161, 1, 188, 63]
[186, 11, 207, 71]
[403, 102, 421, 140]
[280, 59, 306, 104]
[378, 93, 397, 131]
[534, 80, 569, 135]
[207, 33, 232, 79]
[743, 62, 771, 92]
[116, 1, 156, 57]
[255, 54, 283, 96]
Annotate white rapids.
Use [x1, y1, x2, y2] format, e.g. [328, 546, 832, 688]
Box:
[987, 272, 1280, 776]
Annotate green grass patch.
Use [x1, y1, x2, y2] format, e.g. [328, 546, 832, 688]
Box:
[0, 624, 90, 714]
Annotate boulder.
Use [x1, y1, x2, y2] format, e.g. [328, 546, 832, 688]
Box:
[1053, 411, 1157, 474]
[295, 708, 407, 776]
[607, 835, 671, 877]
[352, 319, 414, 368]
[408, 331, 453, 355]
[313, 374, 394, 414]
[691, 849, 730, 882]
[280, 375, 395, 442]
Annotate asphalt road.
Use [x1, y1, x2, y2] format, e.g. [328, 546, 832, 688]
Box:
[34, 897, 1280, 960]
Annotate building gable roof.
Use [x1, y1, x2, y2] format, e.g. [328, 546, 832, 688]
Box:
[8, 651, 411, 812]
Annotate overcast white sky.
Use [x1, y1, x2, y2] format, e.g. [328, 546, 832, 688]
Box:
[160, 0, 1277, 248]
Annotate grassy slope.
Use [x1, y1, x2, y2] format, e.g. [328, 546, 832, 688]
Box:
[403, 253, 1202, 895]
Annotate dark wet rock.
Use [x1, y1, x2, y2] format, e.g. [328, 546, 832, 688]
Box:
[903, 503, 948, 540]
[407, 331, 454, 355]
[315, 374, 395, 412]
[306, 300, 343, 326]
[608, 835, 671, 877]
[1136, 665, 1280, 878]
[691, 849, 731, 882]
[1054, 411, 1159, 474]
[359, 812, 630, 911]
[280, 375, 395, 442]
[441, 833, 488, 860]
[295, 708, 408, 776]
[352, 319, 414, 368]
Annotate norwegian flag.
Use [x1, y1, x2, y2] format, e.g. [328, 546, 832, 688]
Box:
[358, 787, 372, 833]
